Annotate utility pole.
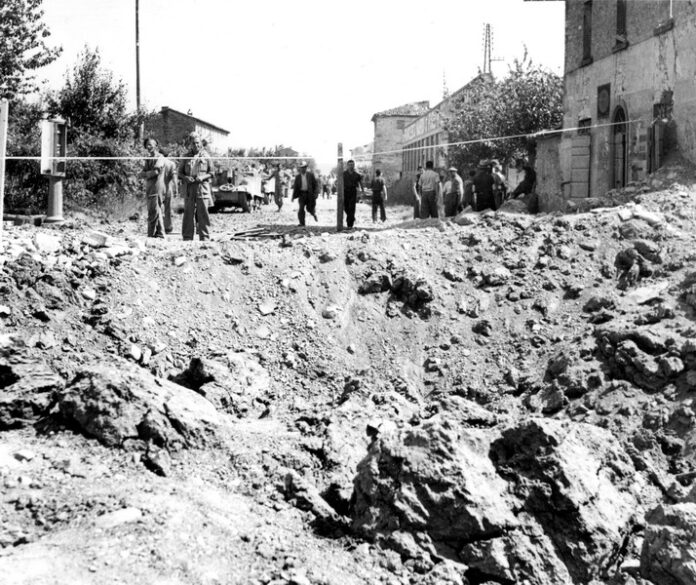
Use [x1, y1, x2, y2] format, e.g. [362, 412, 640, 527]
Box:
[0, 100, 8, 246]
[135, 0, 143, 141]
[482, 23, 503, 76]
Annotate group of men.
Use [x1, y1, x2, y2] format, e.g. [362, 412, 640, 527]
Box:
[139, 132, 214, 241]
[139, 132, 537, 239]
[412, 158, 536, 219]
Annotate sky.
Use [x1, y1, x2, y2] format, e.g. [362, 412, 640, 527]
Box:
[37, 0, 565, 169]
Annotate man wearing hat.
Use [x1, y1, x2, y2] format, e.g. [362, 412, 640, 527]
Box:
[292, 162, 318, 226]
[472, 159, 496, 212]
[442, 166, 464, 217]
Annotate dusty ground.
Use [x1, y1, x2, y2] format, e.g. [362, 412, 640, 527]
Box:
[2, 171, 696, 585]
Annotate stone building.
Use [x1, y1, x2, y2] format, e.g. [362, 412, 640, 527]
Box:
[371, 102, 430, 183]
[146, 107, 230, 151]
[558, 0, 696, 198]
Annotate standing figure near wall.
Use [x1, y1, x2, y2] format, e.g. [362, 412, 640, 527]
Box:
[179, 132, 214, 241]
[138, 138, 166, 239]
[417, 160, 441, 219]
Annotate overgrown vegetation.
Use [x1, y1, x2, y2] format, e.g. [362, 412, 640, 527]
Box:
[0, 0, 61, 100]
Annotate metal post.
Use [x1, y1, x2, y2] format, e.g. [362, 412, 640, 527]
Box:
[336, 143, 344, 231]
[0, 99, 8, 246]
[45, 176, 64, 223]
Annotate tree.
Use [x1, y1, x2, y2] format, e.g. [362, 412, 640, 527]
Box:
[48, 47, 132, 141]
[445, 52, 563, 171]
[0, 0, 62, 99]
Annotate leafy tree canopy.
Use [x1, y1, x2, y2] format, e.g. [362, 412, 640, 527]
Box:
[48, 47, 135, 141]
[0, 0, 61, 99]
[445, 51, 563, 170]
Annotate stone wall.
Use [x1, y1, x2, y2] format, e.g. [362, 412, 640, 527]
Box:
[372, 116, 414, 185]
[561, 0, 696, 197]
[536, 133, 563, 201]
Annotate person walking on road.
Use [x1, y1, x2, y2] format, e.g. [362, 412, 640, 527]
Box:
[417, 160, 441, 219]
[343, 160, 365, 229]
[179, 132, 214, 241]
[138, 137, 166, 239]
[292, 162, 318, 226]
[370, 169, 388, 223]
[443, 166, 464, 217]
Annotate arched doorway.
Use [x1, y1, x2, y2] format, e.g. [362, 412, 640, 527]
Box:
[613, 107, 628, 189]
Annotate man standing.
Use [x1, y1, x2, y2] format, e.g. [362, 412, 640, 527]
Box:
[343, 159, 365, 229]
[161, 149, 178, 234]
[179, 132, 214, 241]
[491, 161, 507, 209]
[370, 169, 387, 223]
[417, 160, 441, 219]
[472, 160, 496, 212]
[292, 162, 318, 226]
[266, 163, 283, 211]
[462, 170, 476, 211]
[443, 166, 464, 217]
[412, 164, 423, 219]
[138, 138, 166, 238]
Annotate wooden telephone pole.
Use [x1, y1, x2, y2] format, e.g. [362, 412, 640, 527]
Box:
[135, 0, 143, 141]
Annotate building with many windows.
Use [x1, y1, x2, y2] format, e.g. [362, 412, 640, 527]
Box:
[556, 0, 696, 198]
[401, 74, 491, 177]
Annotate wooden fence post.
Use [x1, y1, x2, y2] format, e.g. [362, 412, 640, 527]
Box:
[336, 143, 344, 231]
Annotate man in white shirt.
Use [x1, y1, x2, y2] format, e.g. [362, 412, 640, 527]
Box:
[417, 160, 441, 219]
[443, 166, 464, 217]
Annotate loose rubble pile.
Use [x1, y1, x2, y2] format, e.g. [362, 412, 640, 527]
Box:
[2, 161, 696, 584]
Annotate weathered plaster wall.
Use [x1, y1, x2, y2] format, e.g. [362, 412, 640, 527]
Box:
[560, 1, 696, 196]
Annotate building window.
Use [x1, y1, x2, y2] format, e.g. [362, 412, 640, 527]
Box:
[578, 118, 592, 136]
[582, 1, 593, 66]
[616, 0, 626, 36]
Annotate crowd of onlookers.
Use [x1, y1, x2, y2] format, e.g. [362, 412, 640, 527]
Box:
[411, 158, 537, 220]
[137, 132, 538, 240]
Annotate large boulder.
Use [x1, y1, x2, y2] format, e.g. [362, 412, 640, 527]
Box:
[0, 359, 64, 429]
[490, 419, 646, 583]
[351, 419, 517, 548]
[55, 363, 223, 449]
[640, 503, 696, 585]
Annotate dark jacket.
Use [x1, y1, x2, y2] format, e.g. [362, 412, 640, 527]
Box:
[512, 165, 537, 197]
[292, 171, 318, 199]
[473, 169, 495, 211]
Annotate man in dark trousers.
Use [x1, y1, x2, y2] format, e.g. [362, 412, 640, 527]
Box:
[178, 133, 214, 241]
[417, 160, 441, 219]
[292, 162, 318, 226]
[472, 160, 496, 212]
[343, 159, 365, 229]
[370, 169, 388, 223]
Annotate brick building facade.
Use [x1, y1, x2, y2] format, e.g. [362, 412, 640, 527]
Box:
[371, 102, 430, 184]
[558, 0, 696, 198]
[145, 107, 230, 151]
